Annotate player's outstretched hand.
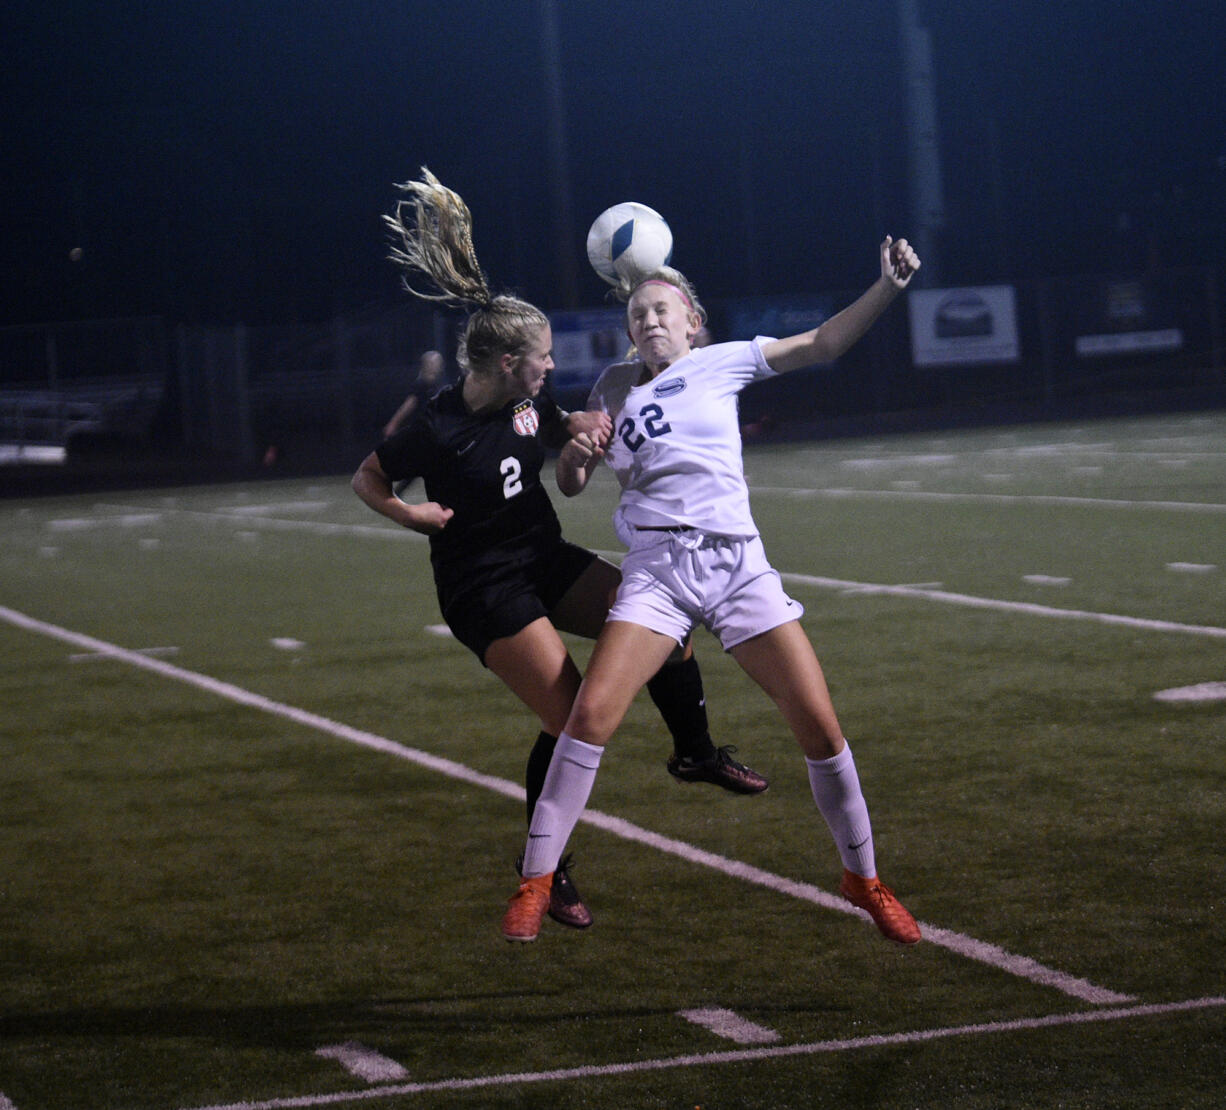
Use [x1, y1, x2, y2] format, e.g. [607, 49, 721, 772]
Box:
[881, 236, 921, 289]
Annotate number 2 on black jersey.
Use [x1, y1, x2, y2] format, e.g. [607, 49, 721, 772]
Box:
[500, 456, 523, 499]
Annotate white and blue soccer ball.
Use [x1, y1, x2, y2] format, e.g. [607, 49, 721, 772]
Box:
[586, 201, 673, 286]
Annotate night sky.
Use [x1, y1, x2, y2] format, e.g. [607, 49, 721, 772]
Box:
[6, 1, 1225, 328]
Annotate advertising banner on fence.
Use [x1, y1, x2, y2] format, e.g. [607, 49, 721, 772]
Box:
[908, 285, 1020, 366]
[1073, 279, 1184, 358]
[548, 307, 628, 392]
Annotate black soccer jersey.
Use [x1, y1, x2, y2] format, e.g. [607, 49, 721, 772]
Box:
[376, 382, 569, 586]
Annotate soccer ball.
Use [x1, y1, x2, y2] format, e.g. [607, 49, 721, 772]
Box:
[586, 202, 673, 286]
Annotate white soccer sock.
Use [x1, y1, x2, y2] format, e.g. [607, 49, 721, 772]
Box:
[805, 743, 876, 878]
[521, 732, 605, 878]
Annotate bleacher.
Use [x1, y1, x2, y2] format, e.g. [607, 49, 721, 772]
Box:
[0, 377, 164, 465]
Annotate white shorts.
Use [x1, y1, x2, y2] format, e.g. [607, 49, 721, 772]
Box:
[608, 528, 804, 651]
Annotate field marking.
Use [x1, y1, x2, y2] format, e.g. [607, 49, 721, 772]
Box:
[177, 996, 1226, 1110]
[89, 502, 1222, 642]
[314, 1043, 408, 1083]
[45, 516, 103, 531]
[750, 484, 1226, 514]
[88, 499, 1222, 644]
[222, 501, 332, 516]
[94, 503, 425, 542]
[588, 552, 1224, 643]
[46, 512, 163, 531]
[568, 810, 1131, 1005]
[779, 573, 1226, 641]
[0, 604, 1132, 1007]
[69, 645, 180, 662]
[678, 1008, 781, 1044]
[1153, 681, 1226, 704]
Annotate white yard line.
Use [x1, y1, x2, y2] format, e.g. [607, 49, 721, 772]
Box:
[222, 502, 332, 516]
[84, 502, 1220, 642]
[749, 485, 1226, 513]
[100, 507, 423, 541]
[177, 996, 1226, 1110]
[570, 809, 1133, 1005]
[780, 573, 1226, 640]
[69, 646, 179, 662]
[62, 502, 1226, 639]
[0, 604, 1132, 1006]
[43, 511, 164, 531]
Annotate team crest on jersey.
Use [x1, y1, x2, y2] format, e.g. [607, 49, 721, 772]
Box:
[653, 377, 686, 398]
[511, 400, 540, 437]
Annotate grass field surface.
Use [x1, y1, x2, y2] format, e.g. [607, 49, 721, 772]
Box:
[2, 411, 1224, 1108]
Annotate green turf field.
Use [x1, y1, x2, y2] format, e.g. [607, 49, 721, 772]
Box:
[2, 411, 1223, 1109]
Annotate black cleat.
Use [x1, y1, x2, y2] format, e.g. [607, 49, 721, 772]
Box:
[666, 745, 769, 795]
[547, 854, 593, 929]
[516, 852, 594, 929]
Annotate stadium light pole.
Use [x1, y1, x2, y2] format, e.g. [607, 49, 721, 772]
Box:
[897, 0, 945, 286]
[538, 0, 580, 308]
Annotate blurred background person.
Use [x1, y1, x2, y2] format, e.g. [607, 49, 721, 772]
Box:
[384, 349, 447, 438]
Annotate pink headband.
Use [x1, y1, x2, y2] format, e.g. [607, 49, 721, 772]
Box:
[634, 279, 696, 312]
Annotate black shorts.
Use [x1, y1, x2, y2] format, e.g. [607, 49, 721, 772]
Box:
[438, 539, 598, 664]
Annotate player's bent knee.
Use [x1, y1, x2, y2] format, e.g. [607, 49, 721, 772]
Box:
[564, 699, 622, 747]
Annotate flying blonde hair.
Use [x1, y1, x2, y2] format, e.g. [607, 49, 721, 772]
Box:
[383, 168, 548, 374]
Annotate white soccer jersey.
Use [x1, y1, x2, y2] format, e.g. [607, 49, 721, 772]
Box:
[587, 338, 777, 538]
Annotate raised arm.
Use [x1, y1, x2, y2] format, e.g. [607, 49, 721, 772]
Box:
[762, 236, 920, 374]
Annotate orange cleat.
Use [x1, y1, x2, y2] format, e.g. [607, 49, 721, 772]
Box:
[502, 874, 552, 942]
[840, 870, 921, 945]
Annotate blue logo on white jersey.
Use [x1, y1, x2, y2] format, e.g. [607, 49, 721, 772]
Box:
[653, 378, 686, 399]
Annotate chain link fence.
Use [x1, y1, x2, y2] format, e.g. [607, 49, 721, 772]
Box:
[2, 267, 1222, 486]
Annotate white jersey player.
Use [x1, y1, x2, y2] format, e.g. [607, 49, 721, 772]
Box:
[587, 335, 805, 652]
[503, 237, 925, 948]
[590, 336, 772, 540]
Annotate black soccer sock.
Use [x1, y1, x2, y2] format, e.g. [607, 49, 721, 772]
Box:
[647, 654, 717, 762]
[525, 730, 558, 824]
